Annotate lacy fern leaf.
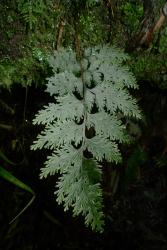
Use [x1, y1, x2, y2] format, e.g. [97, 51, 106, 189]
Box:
[31, 45, 141, 232]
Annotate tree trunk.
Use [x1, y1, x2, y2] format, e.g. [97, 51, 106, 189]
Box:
[127, 0, 167, 51]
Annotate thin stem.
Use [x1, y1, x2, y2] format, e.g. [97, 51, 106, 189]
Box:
[74, 22, 87, 153]
[56, 17, 66, 50]
[23, 85, 28, 122]
[9, 195, 36, 224]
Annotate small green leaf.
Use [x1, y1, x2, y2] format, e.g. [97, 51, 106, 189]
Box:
[0, 166, 34, 195]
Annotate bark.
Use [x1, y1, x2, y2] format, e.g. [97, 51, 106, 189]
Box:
[127, 0, 167, 51]
[55, 18, 66, 50]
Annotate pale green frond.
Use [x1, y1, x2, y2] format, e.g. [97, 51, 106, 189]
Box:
[94, 84, 141, 118]
[86, 45, 129, 67]
[32, 45, 141, 232]
[33, 94, 84, 125]
[49, 49, 80, 73]
[86, 112, 129, 143]
[105, 87, 141, 118]
[56, 169, 104, 232]
[72, 180, 104, 232]
[46, 71, 83, 96]
[97, 45, 129, 64]
[40, 146, 82, 178]
[85, 136, 122, 163]
[99, 64, 137, 89]
[32, 103, 58, 125]
[115, 66, 138, 89]
[31, 120, 84, 150]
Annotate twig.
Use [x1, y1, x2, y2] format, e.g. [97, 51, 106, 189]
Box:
[56, 18, 66, 50]
[9, 195, 36, 224]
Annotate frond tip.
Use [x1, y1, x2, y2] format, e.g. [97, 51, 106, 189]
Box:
[31, 45, 141, 232]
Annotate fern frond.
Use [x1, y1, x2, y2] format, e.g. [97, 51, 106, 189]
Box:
[32, 45, 141, 232]
[85, 136, 122, 163]
[32, 120, 84, 150]
[46, 71, 83, 96]
[49, 49, 80, 73]
[32, 94, 84, 125]
[40, 146, 82, 177]
[87, 112, 129, 142]
[55, 158, 104, 232]
[94, 84, 141, 118]
[85, 45, 129, 66]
